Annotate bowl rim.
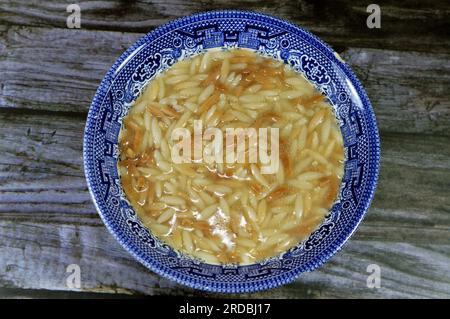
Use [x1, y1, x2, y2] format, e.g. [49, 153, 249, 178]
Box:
[83, 9, 381, 293]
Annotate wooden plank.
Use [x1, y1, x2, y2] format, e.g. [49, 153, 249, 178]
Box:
[0, 112, 449, 234]
[0, 287, 135, 299]
[0, 220, 188, 296]
[1, 27, 449, 135]
[0, 26, 140, 114]
[0, 0, 448, 299]
[342, 49, 450, 136]
[365, 132, 450, 245]
[0, 221, 448, 298]
[0, 111, 97, 224]
[0, 0, 449, 53]
[0, 111, 449, 297]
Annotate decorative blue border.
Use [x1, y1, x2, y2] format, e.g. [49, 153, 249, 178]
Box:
[83, 10, 380, 293]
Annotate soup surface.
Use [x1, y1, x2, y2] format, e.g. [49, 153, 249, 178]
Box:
[118, 49, 344, 265]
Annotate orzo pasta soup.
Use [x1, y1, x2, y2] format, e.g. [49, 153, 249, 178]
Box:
[118, 48, 344, 265]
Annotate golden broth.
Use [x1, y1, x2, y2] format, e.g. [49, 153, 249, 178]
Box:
[118, 49, 344, 265]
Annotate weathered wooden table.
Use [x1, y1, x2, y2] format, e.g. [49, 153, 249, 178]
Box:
[0, 0, 449, 298]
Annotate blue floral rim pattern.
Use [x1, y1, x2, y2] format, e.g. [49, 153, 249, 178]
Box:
[83, 10, 381, 293]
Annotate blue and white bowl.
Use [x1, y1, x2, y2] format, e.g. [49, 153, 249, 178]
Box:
[83, 10, 380, 293]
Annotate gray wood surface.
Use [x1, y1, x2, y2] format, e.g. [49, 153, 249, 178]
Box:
[1, 0, 449, 53]
[0, 0, 449, 298]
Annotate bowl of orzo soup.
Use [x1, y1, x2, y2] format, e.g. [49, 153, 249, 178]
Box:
[83, 10, 380, 293]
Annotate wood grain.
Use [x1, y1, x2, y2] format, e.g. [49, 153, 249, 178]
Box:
[0, 111, 449, 298]
[0, 111, 449, 230]
[0, 0, 449, 53]
[342, 49, 450, 136]
[0, 111, 96, 223]
[0, 221, 448, 298]
[0, 0, 449, 298]
[1, 26, 449, 135]
[0, 26, 140, 114]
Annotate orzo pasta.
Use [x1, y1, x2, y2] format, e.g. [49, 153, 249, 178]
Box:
[118, 48, 344, 265]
